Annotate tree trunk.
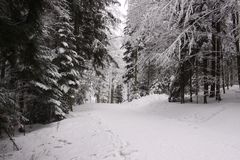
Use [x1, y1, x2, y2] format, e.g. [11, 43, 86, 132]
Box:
[179, 60, 185, 104]
[127, 82, 130, 102]
[111, 83, 114, 103]
[230, 58, 234, 87]
[216, 22, 222, 101]
[189, 68, 193, 102]
[203, 56, 208, 104]
[147, 60, 151, 95]
[232, 10, 240, 87]
[221, 50, 226, 94]
[210, 33, 216, 97]
[96, 93, 100, 103]
[226, 60, 230, 89]
[195, 59, 199, 104]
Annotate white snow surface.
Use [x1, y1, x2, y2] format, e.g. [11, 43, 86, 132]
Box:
[62, 42, 69, 48]
[34, 82, 50, 91]
[58, 48, 66, 54]
[1, 86, 240, 160]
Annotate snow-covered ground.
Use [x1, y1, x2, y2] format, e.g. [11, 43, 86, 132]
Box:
[1, 86, 240, 160]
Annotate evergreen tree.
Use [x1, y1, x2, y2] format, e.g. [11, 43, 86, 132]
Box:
[0, 0, 120, 130]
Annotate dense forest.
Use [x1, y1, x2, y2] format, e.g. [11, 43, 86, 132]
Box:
[1, 0, 240, 140]
[0, 0, 122, 135]
[123, 0, 240, 103]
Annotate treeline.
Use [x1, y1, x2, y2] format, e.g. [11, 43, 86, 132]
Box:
[123, 0, 240, 103]
[0, 0, 119, 134]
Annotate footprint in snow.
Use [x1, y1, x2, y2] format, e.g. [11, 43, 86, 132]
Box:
[70, 156, 87, 160]
[119, 149, 138, 156]
[58, 139, 72, 145]
[58, 139, 66, 143]
[103, 153, 117, 159]
[1, 153, 14, 158]
[54, 146, 63, 149]
[7, 153, 13, 157]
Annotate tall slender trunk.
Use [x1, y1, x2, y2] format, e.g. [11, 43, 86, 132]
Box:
[221, 50, 226, 94]
[111, 78, 114, 103]
[179, 38, 187, 104]
[189, 68, 193, 102]
[147, 60, 151, 95]
[203, 56, 208, 104]
[180, 61, 185, 104]
[210, 33, 216, 97]
[216, 22, 222, 101]
[127, 82, 130, 102]
[226, 60, 230, 89]
[96, 92, 100, 103]
[232, 10, 240, 87]
[108, 75, 111, 103]
[132, 48, 138, 98]
[195, 59, 199, 104]
[230, 58, 234, 87]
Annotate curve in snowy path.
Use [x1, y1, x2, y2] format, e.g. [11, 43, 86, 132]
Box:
[1, 86, 240, 160]
[75, 86, 240, 160]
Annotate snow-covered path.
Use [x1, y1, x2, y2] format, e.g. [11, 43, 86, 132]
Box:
[1, 86, 240, 160]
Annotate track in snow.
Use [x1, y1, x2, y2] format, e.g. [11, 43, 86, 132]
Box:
[1, 86, 240, 160]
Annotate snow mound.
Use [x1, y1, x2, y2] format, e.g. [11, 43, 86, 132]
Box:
[127, 94, 168, 107]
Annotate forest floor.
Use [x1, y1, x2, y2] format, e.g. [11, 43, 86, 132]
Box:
[1, 86, 240, 160]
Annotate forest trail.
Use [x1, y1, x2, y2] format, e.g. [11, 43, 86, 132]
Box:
[1, 86, 240, 160]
